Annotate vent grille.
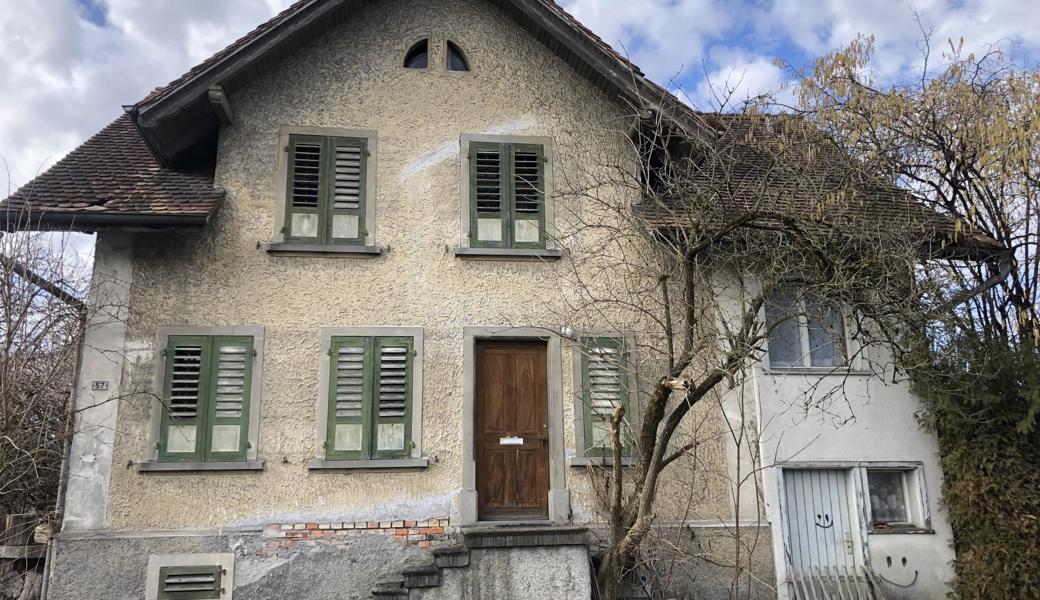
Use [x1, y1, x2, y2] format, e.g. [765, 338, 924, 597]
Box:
[160, 566, 221, 599]
[214, 344, 247, 418]
[514, 150, 541, 214]
[333, 144, 363, 210]
[291, 142, 322, 208]
[377, 345, 409, 418]
[169, 345, 203, 419]
[335, 346, 365, 418]
[475, 149, 502, 213]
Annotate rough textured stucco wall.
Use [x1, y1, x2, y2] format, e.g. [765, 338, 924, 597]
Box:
[103, 0, 737, 530]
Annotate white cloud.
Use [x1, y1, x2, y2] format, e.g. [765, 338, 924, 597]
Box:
[0, 0, 295, 191]
[558, 0, 733, 83]
[691, 49, 793, 111]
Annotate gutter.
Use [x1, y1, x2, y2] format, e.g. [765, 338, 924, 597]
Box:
[3, 210, 212, 233]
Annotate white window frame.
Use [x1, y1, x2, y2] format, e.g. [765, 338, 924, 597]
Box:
[763, 291, 866, 373]
[860, 463, 931, 533]
[146, 553, 235, 600]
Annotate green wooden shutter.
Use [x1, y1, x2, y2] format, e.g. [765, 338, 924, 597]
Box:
[510, 144, 546, 248]
[204, 337, 253, 462]
[372, 337, 414, 459]
[470, 142, 508, 247]
[326, 137, 368, 245]
[582, 337, 630, 458]
[326, 337, 371, 460]
[157, 565, 223, 600]
[285, 134, 326, 243]
[159, 336, 210, 462]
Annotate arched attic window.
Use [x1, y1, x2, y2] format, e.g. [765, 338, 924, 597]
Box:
[404, 39, 429, 69]
[447, 41, 470, 72]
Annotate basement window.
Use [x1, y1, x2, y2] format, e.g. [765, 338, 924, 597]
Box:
[404, 39, 429, 69]
[863, 465, 930, 532]
[447, 41, 470, 72]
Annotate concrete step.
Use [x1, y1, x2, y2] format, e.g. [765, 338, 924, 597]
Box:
[431, 544, 470, 569]
[371, 578, 408, 599]
[462, 525, 589, 549]
[401, 560, 441, 589]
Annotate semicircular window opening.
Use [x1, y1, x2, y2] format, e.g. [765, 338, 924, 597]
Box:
[447, 41, 470, 72]
[404, 39, 429, 69]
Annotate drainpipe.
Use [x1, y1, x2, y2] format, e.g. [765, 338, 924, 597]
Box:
[0, 234, 89, 600]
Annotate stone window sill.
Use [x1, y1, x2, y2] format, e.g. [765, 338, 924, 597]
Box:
[265, 242, 384, 257]
[868, 526, 935, 535]
[568, 456, 635, 468]
[764, 367, 872, 377]
[453, 247, 562, 261]
[137, 460, 265, 473]
[306, 458, 430, 471]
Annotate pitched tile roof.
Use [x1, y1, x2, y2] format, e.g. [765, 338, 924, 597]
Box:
[637, 113, 1004, 258]
[2, 115, 223, 230]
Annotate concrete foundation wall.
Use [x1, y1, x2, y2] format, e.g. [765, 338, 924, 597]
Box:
[47, 531, 426, 600]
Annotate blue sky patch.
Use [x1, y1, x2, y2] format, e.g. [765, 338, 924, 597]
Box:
[76, 0, 107, 27]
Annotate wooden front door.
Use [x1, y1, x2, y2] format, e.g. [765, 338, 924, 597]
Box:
[475, 340, 550, 520]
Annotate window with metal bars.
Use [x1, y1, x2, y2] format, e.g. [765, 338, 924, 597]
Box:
[326, 336, 415, 460]
[157, 565, 223, 600]
[468, 141, 546, 248]
[285, 134, 368, 245]
[580, 337, 632, 457]
[158, 336, 254, 462]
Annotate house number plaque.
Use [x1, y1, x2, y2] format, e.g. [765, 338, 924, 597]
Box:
[91, 381, 110, 391]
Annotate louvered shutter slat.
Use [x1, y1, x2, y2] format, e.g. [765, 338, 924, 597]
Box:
[475, 149, 502, 213]
[335, 346, 365, 418]
[513, 149, 542, 214]
[377, 346, 409, 418]
[333, 145, 363, 210]
[205, 337, 253, 460]
[169, 345, 203, 418]
[291, 142, 322, 209]
[582, 338, 630, 457]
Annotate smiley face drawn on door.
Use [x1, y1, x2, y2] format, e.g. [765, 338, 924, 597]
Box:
[814, 513, 834, 529]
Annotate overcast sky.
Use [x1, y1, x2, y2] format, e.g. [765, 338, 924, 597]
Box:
[2, 0, 1038, 195]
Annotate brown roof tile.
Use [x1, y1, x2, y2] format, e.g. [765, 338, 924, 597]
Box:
[2, 115, 223, 229]
[637, 113, 1004, 257]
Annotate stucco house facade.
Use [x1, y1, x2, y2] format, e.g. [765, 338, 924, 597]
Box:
[2, 1, 977, 599]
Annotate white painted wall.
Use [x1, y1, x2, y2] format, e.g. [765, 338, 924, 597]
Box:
[755, 367, 956, 599]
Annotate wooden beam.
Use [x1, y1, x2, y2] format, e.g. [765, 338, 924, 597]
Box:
[208, 85, 234, 125]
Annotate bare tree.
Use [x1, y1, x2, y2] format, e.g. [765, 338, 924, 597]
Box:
[546, 90, 974, 598]
[0, 227, 87, 519]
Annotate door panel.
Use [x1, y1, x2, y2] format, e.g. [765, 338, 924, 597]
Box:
[476, 341, 549, 520]
[784, 468, 868, 598]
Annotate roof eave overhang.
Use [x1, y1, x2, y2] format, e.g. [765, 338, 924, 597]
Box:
[2, 210, 214, 233]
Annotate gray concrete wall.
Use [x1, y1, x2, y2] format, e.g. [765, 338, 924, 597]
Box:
[47, 531, 425, 600]
[419, 546, 592, 600]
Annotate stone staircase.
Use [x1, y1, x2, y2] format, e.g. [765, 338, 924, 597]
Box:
[371, 526, 592, 600]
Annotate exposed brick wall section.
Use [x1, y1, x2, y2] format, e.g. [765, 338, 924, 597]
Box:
[262, 518, 455, 550]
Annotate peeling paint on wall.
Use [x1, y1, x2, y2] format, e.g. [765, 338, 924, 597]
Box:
[399, 116, 538, 181]
[229, 492, 456, 528]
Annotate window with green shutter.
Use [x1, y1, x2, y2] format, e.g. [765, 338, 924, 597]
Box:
[159, 336, 254, 463]
[157, 565, 224, 600]
[285, 134, 368, 245]
[469, 141, 546, 249]
[326, 336, 414, 460]
[581, 337, 631, 457]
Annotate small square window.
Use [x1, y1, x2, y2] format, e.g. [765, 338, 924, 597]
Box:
[766, 288, 850, 369]
[867, 469, 912, 527]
